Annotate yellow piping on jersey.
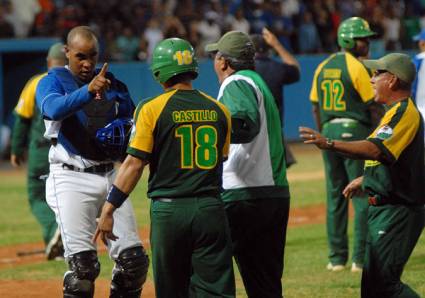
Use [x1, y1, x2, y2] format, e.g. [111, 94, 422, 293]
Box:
[130, 89, 178, 154]
[345, 53, 374, 103]
[370, 98, 420, 160]
[15, 73, 47, 118]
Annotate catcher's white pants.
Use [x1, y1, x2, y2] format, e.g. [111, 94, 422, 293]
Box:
[46, 163, 142, 259]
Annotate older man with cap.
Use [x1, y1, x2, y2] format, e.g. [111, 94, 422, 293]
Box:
[10, 42, 67, 260]
[206, 31, 290, 298]
[300, 53, 425, 298]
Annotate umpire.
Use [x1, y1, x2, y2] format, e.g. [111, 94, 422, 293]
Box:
[300, 53, 425, 297]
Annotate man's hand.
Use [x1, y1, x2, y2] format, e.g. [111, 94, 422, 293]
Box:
[262, 27, 300, 70]
[92, 201, 118, 246]
[343, 176, 364, 199]
[10, 154, 24, 167]
[88, 63, 111, 99]
[262, 27, 280, 49]
[299, 126, 332, 149]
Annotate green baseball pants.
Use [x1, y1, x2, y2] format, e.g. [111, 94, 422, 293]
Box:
[322, 120, 370, 266]
[150, 196, 235, 298]
[27, 147, 57, 245]
[224, 196, 290, 298]
[361, 204, 424, 297]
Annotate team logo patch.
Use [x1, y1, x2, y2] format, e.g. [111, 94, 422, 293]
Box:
[376, 125, 393, 140]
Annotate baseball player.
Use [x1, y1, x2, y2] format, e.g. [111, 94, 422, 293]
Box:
[10, 42, 66, 260]
[94, 37, 235, 298]
[300, 53, 424, 298]
[310, 17, 381, 272]
[35, 26, 148, 298]
[206, 31, 290, 298]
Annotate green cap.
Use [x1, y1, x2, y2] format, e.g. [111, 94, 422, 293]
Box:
[363, 53, 416, 84]
[47, 42, 66, 60]
[205, 31, 255, 61]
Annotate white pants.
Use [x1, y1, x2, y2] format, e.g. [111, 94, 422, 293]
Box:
[46, 164, 142, 259]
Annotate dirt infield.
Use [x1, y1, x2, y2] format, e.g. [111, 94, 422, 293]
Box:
[0, 204, 327, 298]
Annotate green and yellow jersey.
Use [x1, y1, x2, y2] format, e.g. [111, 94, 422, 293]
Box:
[363, 98, 425, 205]
[15, 73, 45, 119]
[310, 52, 374, 126]
[128, 89, 231, 199]
[11, 73, 49, 175]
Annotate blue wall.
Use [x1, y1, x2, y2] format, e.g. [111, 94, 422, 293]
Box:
[108, 56, 328, 140]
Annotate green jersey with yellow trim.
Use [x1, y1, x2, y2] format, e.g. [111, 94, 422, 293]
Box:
[11, 73, 50, 175]
[310, 52, 374, 126]
[363, 98, 425, 205]
[128, 88, 231, 199]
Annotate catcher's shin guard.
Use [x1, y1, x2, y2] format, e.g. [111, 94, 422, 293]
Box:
[110, 246, 149, 298]
[63, 250, 100, 298]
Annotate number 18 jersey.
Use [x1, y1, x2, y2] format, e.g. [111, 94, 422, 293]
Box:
[310, 52, 374, 126]
[128, 89, 231, 199]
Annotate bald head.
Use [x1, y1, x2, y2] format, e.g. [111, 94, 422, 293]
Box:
[67, 26, 98, 46]
[65, 26, 99, 82]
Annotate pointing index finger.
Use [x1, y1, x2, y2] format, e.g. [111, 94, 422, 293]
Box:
[99, 63, 108, 77]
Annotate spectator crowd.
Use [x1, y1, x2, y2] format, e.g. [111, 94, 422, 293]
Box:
[0, 0, 424, 61]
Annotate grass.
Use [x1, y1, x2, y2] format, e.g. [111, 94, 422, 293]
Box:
[0, 143, 424, 297]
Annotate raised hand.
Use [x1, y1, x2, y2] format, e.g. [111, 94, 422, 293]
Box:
[88, 63, 111, 99]
[262, 27, 279, 48]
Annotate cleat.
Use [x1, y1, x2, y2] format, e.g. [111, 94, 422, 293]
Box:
[351, 262, 363, 273]
[327, 263, 345, 272]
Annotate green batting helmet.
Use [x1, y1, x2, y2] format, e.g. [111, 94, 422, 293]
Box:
[337, 17, 376, 49]
[150, 38, 198, 84]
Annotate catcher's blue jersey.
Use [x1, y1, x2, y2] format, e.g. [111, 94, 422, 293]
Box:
[36, 67, 134, 160]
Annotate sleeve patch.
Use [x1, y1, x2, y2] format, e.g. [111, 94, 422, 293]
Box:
[376, 125, 393, 140]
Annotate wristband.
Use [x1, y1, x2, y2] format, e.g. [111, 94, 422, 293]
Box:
[106, 184, 128, 208]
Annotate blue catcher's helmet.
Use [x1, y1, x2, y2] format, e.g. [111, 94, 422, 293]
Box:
[95, 118, 133, 160]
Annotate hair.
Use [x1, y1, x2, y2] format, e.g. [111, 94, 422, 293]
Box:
[250, 34, 269, 54]
[67, 26, 98, 45]
[395, 78, 411, 91]
[165, 71, 198, 86]
[223, 55, 255, 71]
